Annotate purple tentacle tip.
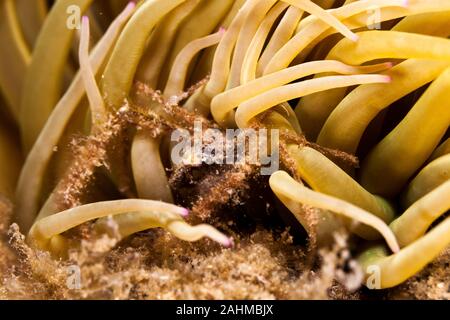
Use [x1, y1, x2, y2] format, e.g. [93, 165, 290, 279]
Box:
[180, 208, 190, 217]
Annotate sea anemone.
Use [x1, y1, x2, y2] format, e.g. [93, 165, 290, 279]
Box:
[0, 0, 449, 299]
